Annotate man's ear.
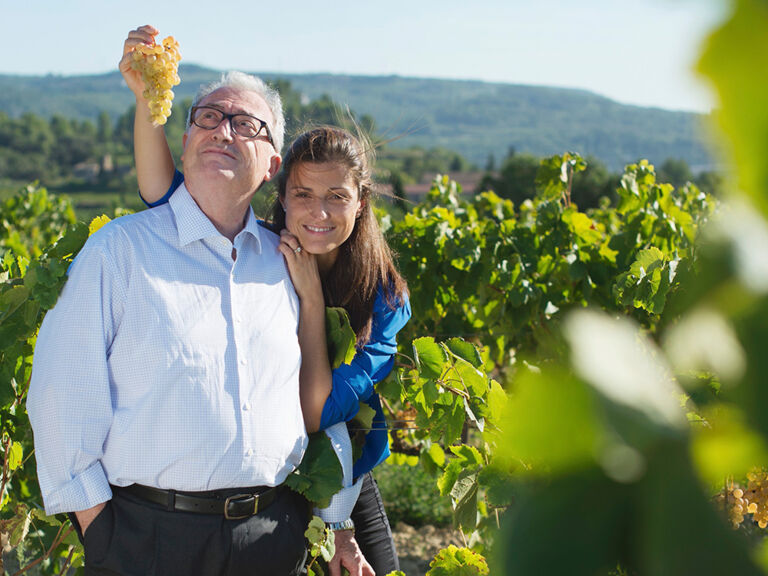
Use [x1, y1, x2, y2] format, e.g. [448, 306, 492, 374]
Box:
[264, 154, 282, 182]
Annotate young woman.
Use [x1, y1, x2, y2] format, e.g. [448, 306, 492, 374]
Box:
[122, 27, 410, 575]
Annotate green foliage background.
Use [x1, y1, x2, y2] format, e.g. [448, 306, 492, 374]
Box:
[1, 2, 768, 575]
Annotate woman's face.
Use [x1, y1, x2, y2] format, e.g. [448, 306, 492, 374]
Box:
[282, 162, 362, 268]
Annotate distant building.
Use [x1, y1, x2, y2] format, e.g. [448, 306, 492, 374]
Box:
[72, 161, 100, 183]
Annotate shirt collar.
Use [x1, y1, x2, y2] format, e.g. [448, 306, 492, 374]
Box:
[169, 183, 263, 253]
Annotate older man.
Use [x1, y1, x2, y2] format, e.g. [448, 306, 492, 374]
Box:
[27, 32, 368, 576]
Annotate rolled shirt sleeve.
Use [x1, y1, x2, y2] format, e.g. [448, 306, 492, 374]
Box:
[314, 422, 363, 523]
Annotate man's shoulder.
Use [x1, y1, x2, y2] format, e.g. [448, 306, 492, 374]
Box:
[89, 205, 174, 245]
[255, 219, 279, 240]
[75, 207, 176, 271]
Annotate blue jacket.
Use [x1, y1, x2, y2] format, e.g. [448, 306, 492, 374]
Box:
[321, 287, 410, 478]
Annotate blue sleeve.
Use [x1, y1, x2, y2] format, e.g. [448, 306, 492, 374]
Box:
[319, 288, 411, 429]
[140, 170, 185, 208]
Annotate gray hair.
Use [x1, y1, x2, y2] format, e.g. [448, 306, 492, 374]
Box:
[187, 71, 285, 153]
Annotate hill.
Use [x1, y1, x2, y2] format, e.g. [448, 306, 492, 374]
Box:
[0, 64, 714, 171]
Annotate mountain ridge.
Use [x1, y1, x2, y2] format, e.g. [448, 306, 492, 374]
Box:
[0, 64, 714, 171]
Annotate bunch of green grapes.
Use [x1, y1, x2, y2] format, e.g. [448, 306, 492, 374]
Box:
[130, 35, 181, 125]
[715, 485, 755, 529]
[746, 469, 768, 528]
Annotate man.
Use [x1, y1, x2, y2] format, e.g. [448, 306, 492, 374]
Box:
[27, 30, 371, 575]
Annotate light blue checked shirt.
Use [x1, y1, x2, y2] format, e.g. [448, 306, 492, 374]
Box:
[28, 184, 358, 521]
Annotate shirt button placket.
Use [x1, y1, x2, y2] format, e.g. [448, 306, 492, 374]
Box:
[231, 258, 254, 461]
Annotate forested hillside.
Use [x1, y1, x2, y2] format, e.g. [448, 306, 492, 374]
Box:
[0, 65, 713, 170]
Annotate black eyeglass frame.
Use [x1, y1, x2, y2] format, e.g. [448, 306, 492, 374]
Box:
[189, 105, 275, 148]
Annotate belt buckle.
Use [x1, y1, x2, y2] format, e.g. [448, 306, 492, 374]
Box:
[224, 493, 259, 520]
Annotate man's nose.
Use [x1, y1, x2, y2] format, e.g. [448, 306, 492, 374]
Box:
[211, 118, 234, 142]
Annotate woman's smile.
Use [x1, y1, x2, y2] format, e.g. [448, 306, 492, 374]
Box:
[283, 162, 362, 270]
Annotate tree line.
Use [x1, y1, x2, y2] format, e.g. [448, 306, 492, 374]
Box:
[0, 79, 724, 217]
[479, 148, 724, 210]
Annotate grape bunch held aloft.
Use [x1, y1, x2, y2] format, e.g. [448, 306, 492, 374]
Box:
[130, 34, 181, 126]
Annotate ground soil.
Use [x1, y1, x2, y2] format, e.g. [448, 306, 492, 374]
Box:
[393, 522, 464, 576]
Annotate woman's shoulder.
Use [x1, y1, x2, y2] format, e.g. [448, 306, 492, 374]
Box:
[375, 281, 410, 311]
[373, 282, 411, 330]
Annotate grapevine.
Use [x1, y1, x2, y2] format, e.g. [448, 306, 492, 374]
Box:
[715, 471, 768, 530]
[716, 483, 756, 529]
[746, 469, 768, 529]
[130, 34, 181, 126]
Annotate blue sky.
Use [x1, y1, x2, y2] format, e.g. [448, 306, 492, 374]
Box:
[4, 0, 726, 112]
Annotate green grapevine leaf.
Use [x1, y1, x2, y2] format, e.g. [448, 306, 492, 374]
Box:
[448, 356, 487, 398]
[29, 507, 60, 527]
[325, 307, 357, 369]
[613, 247, 674, 315]
[427, 442, 446, 468]
[564, 210, 602, 245]
[0, 285, 30, 324]
[486, 380, 507, 427]
[427, 545, 489, 576]
[498, 468, 631, 575]
[443, 338, 483, 369]
[535, 153, 586, 202]
[284, 433, 343, 509]
[478, 466, 515, 508]
[438, 459, 463, 497]
[690, 405, 768, 487]
[497, 366, 601, 474]
[414, 337, 448, 379]
[305, 515, 326, 546]
[45, 222, 89, 261]
[352, 401, 376, 431]
[349, 402, 377, 464]
[448, 445, 483, 468]
[375, 372, 404, 404]
[698, 0, 768, 217]
[564, 309, 686, 437]
[1, 504, 30, 547]
[7, 441, 22, 471]
[427, 399, 467, 446]
[420, 442, 447, 476]
[450, 468, 479, 532]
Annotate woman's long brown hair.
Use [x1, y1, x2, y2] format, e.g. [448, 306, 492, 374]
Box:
[271, 126, 408, 346]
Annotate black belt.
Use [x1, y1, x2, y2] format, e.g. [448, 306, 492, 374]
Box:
[114, 484, 282, 520]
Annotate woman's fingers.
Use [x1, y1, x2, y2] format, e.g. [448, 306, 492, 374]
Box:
[279, 229, 302, 255]
[119, 26, 159, 95]
[122, 25, 158, 55]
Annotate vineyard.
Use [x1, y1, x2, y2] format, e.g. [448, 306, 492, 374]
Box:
[2, 0, 768, 574]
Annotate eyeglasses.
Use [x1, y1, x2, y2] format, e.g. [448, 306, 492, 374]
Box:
[189, 106, 275, 148]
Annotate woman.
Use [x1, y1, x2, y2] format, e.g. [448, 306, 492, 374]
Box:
[121, 26, 410, 575]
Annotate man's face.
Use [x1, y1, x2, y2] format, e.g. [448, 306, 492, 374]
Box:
[181, 86, 280, 199]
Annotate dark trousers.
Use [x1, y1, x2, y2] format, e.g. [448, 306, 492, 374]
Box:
[76, 486, 309, 576]
[351, 472, 399, 575]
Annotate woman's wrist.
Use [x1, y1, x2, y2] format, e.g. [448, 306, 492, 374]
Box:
[299, 291, 325, 311]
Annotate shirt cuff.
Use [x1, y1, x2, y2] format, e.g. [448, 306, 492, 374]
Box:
[314, 422, 360, 522]
[314, 477, 363, 523]
[42, 461, 112, 515]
